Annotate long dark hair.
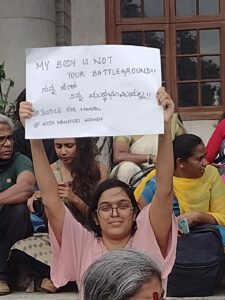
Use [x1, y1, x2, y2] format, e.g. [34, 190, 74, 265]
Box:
[15, 89, 26, 122]
[88, 178, 140, 237]
[67, 137, 101, 225]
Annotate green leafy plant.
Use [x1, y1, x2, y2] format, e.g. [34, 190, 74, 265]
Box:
[0, 62, 16, 120]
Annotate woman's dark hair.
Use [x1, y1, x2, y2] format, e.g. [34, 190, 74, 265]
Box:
[68, 137, 101, 225]
[14, 89, 26, 122]
[88, 178, 140, 237]
[173, 134, 204, 167]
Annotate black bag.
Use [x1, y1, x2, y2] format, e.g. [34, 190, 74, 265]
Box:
[167, 224, 225, 297]
[129, 164, 155, 191]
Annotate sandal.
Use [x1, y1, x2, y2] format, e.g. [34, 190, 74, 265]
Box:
[40, 278, 58, 293]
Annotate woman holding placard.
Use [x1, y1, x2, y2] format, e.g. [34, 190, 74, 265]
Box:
[19, 87, 178, 295]
[10, 136, 108, 293]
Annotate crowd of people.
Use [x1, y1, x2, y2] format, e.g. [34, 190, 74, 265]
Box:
[0, 86, 225, 298]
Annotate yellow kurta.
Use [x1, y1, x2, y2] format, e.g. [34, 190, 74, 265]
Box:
[135, 165, 225, 226]
[173, 165, 225, 226]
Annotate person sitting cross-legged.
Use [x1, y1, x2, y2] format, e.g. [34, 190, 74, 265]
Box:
[0, 114, 35, 295]
[19, 87, 178, 295]
[10, 136, 108, 293]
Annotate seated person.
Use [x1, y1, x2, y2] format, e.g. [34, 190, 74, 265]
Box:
[111, 113, 185, 184]
[206, 116, 225, 183]
[13, 89, 57, 164]
[29, 136, 108, 224]
[19, 87, 178, 295]
[10, 136, 108, 293]
[137, 134, 225, 233]
[0, 114, 35, 295]
[206, 115, 225, 164]
[82, 249, 164, 300]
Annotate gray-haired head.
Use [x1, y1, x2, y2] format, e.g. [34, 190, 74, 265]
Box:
[82, 249, 161, 300]
[0, 114, 14, 130]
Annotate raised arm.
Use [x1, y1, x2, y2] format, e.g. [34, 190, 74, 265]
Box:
[149, 87, 175, 257]
[19, 102, 65, 244]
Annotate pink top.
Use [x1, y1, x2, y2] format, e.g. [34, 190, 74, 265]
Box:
[206, 119, 225, 163]
[49, 205, 178, 292]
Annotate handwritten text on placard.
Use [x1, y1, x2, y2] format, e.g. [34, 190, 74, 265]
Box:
[26, 45, 162, 139]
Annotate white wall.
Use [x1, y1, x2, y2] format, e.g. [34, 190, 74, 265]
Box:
[184, 120, 217, 145]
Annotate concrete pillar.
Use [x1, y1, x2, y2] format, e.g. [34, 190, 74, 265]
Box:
[71, 0, 105, 45]
[56, 0, 71, 46]
[0, 0, 56, 100]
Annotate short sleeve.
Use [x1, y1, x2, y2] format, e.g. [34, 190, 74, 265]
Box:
[14, 153, 34, 176]
[113, 136, 131, 143]
[133, 205, 178, 290]
[49, 206, 93, 288]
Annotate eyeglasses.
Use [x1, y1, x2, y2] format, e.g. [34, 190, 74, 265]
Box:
[0, 134, 13, 145]
[96, 202, 134, 220]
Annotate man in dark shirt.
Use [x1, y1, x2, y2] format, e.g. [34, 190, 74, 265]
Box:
[0, 114, 35, 295]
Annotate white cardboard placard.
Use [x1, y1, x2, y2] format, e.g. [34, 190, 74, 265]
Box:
[26, 44, 163, 138]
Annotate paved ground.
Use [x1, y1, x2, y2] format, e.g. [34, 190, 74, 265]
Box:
[0, 292, 76, 299]
[2, 292, 225, 300]
[2, 287, 225, 300]
[2, 281, 225, 299]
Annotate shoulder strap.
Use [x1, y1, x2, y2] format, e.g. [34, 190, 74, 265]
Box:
[134, 167, 156, 200]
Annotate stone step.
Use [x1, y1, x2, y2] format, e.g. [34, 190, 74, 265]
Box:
[3, 292, 225, 300]
[0, 292, 76, 299]
[3, 283, 225, 300]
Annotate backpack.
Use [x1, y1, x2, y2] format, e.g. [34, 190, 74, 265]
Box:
[129, 165, 155, 193]
[167, 224, 225, 297]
